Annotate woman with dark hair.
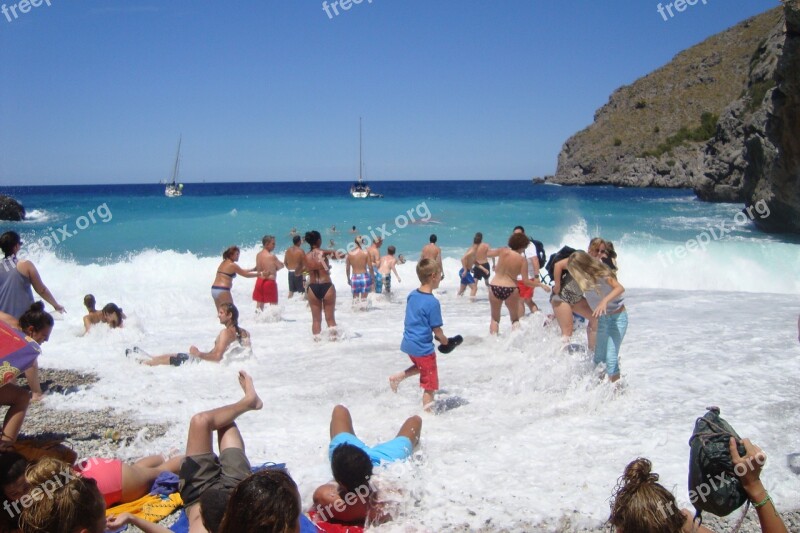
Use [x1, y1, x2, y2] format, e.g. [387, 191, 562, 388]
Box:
[302, 231, 341, 340]
[211, 245, 263, 310]
[0, 302, 52, 442]
[83, 302, 125, 333]
[0, 231, 64, 319]
[217, 469, 302, 533]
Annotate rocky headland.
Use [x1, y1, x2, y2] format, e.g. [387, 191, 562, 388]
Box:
[0, 195, 25, 221]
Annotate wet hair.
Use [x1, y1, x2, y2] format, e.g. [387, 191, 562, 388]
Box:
[83, 294, 96, 313]
[198, 487, 232, 533]
[608, 458, 685, 533]
[429, 234, 437, 244]
[222, 246, 240, 260]
[219, 303, 242, 342]
[217, 469, 301, 533]
[605, 241, 617, 259]
[508, 232, 530, 251]
[305, 231, 322, 248]
[18, 302, 54, 334]
[567, 251, 616, 293]
[416, 258, 439, 283]
[19, 457, 105, 533]
[0, 452, 28, 493]
[331, 443, 373, 494]
[102, 303, 124, 328]
[474, 232, 483, 244]
[0, 232, 21, 258]
[292, 235, 302, 245]
[354, 235, 363, 247]
[262, 235, 275, 247]
[387, 245, 396, 255]
[588, 237, 606, 256]
[513, 225, 525, 233]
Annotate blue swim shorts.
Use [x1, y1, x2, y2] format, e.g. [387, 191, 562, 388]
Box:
[329, 432, 413, 466]
[458, 268, 475, 286]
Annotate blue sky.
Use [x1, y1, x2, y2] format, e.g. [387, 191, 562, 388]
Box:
[0, 0, 779, 185]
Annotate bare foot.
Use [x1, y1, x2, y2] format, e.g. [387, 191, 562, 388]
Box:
[238, 371, 263, 410]
[389, 373, 404, 392]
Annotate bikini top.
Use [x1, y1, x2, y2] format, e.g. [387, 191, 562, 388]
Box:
[217, 271, 237, 279]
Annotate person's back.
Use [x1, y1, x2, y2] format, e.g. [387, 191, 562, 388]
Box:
[378, 254, 396, 275]
[284, 242, 304, 272]
[493, 249, 525, 285]
[347, 248, 369, 273]
[0, 256, 33, 319]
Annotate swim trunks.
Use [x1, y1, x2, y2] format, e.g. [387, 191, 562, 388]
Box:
[490, 285, 517, 301]
[179, 448, 252, 508]
[252, 278, 278, 304]
[516, 280, 533, 299]
[170, 353, 191, 366]
[408, 353, 438, 390]
[384, 274, 392, 293]
[458, 268, 475, 286]
[329, 432, 414, 466]
[351, 272, 371, 295]
[287, 271, 305, 293]
[472, 262, 491, 281]
[79, 458, 123, 507]
[374, 272, 384, 294]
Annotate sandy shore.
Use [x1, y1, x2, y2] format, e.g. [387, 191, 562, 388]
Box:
[14, 369, 800, 533]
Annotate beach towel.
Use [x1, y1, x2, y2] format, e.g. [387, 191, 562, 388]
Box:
[307, 510, 364, 533]
[0, 321, 40, 384]
[169, 510, 320, 533]
[106, 492, 183, 522]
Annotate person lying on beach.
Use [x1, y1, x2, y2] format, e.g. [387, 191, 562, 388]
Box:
[0, 449, 184, 513]
[216, 469, 303, 533]
[211, 246, 264, 310]
[107, 371, 264, 533]
[608, 438, 788, 533]
[138, 303, 251, 366]
[0, 302, 51, 446]
[83, 302, 125, 333]
[312, 405, 421, 526]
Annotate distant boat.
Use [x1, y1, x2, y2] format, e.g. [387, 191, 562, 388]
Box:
[165, 136, 184, 198]
[350, 118, 382, 199]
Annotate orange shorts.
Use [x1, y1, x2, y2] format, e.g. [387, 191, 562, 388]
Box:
[409, 353, 438, 391]
[517, 280, 533, 299]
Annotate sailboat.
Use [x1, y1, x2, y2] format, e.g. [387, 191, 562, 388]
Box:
[350, 118, 382, 198]
[165, 136, 184, 198]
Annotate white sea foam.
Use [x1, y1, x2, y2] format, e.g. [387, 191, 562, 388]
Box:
[30, 247, 800, 530]
[21, 209, 53, 223]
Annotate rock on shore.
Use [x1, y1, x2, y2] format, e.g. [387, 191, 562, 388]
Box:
[0, 195, 25, 222]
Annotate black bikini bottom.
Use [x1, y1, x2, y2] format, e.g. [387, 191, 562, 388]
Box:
[308, 283, 333, 300]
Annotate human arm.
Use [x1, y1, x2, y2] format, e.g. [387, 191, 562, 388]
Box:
[730, 438, 788, 533]
[591, 277, 625, 318]
[391, 264, 401, 282]
[432, 326, 448, 346]
[19, 261, 65, 313]
[313, 482, 368, 524]
[189, 331, 234, 362]
[233, 263, 263, 278]
[106, 513, 172, 533]
[680, 509, 715, 533]
[553, 258, 568, 295]
[345, 254, 352, 283]
[24, 361, 43, 401]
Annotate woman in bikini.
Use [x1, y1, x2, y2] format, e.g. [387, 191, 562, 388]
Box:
[487, 233, 550, 335]
[303, 231, 342, 340]
[211, 246, 263, 310]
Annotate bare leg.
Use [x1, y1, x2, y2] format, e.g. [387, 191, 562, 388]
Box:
[0, 384, 30, 445]
[142, 354, 177, 367]
[551, 300, 574, 340]
[323, 287, 337, 337]
[396, 415, 422, 447]
[422, 390, 435, 412]
[308, 291, 323, 335]
[214, 290, 233, 311]
[184, 371, 262, 457]
[329, 405, 356, 439]
[505, 291, 522, 326]
[469, 283, 478, 299]
[489, 290, 502, 335]
[389, 365, 419, 392]
[121, 454, 185, 502]
[572, 298, 596, 351]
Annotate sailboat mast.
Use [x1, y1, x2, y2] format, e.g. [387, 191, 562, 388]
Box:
[358, 118, 363, 184]
[172, 136, 182, 186]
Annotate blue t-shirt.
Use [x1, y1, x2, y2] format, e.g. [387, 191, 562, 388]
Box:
[400, 289, 443, 356]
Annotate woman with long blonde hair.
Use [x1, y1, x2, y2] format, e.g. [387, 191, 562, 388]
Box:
[567, 251, 627, 382]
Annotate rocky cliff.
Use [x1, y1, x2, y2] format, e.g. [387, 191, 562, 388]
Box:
[0, 195, 25, 221]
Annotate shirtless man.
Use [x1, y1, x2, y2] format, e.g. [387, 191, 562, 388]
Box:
[472, 232, 494, 287]
[284, 235, 306, 299]
[457, 243, 479, 299]
[375, 245, 401, 295]
[367, 237, 382, 274]
[253, 235, 284, 310]
[138, 303, 251, 366]
[420, 234, 443, 280]
[346, 236, 374, 304]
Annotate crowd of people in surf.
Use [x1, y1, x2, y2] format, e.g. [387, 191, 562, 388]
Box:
[0, 228, 793, 532]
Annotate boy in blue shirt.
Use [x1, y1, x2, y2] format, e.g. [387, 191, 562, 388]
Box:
[389, 258, 453, 411]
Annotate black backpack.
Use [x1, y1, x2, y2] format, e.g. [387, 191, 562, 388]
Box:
[529, 238, 547, 272]
[688, 407, 749, 522]
[545, 245, 576, 281]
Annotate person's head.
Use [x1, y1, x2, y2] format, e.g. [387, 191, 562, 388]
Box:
[513, 225, 525, 234]
[262, 235, 276, 250]
[19, 457, 106, 533]
[0, 232, 22, 258]
[354, 235, 364, 248]
[429, 234, 437, 244]
[218, 303, 239, 328]
[387, 245, 396, 256]
[567, 251, 615, 293]
[474, 232, 483, 245]
[305, 231, 322, 249]
[292, 235, 302, 246]
[588, 238, 608, 259]
[217, 469, 301, 533]
[101, 303, 124, 328]
[605, 241, 617, 260]
[416, 258, 441, 288]
[351, 225, 356, 231]
[331, 443, 373, 495]
[83, 294, 96, 313]
[373, 237, 383, 247]
[508, 233, 529, 252]
[608, 458, 684, 533]
[199, 487, 232, 533]
[223, 246, 240, 261]
[0, 452, 30, 502]
[18, 302, 54, 344]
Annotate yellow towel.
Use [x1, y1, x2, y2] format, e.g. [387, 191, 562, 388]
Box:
[105, 492, 183, 522]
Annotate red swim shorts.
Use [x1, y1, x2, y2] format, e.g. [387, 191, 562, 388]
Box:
[516, 280, 533, 300]
[253, 278, 278, 304]
[408, 353, 438, 391]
